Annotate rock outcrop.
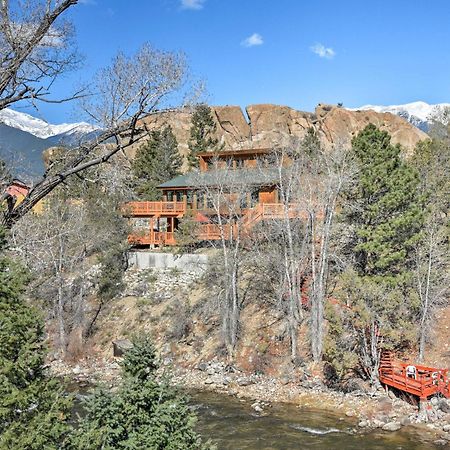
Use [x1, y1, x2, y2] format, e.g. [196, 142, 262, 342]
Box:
[131, 103, 428, 164]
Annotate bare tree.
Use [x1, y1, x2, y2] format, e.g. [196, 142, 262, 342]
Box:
[2, 43, 189, 227]
[252, 147, 310, 363]
[307, 141, 351, 363]
[195, 158, 251, 360]
[11, 182, 128, 357]
[0, 0, 79, 110]
[11, 197, 87, 356]
[261, 136, 351, 364]
[414, 216, 449, 362]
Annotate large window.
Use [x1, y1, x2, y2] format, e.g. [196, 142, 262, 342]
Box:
[250, 189, 259, 206]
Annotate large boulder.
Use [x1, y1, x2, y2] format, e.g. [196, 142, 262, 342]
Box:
[128, 103, 428, 170]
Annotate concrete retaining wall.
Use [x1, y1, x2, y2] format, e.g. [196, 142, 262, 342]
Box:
[128, 251, 208, 272]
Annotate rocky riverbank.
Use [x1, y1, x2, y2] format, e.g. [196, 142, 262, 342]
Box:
[51, 357, 450, 447]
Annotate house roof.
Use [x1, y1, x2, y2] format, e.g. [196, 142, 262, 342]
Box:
[158, 167, 284, 190]
[197, 148, 272, 159]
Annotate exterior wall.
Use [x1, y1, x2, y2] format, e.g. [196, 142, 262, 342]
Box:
[128, 251, 208, 272]
[258, 188, 277, 204]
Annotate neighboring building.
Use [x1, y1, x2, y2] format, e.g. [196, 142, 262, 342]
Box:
[1, 178, 30, 214]
[5, 178, 30, 200]
[1, 179, 46, 215]
[124, 148, 303, 247]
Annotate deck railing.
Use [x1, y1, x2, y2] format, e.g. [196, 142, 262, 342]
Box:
[379, 352, 449, 399]
[124, 201, 186, 216]
[126, 202, 310, 246]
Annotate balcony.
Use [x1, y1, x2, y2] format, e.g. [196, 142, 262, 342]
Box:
[123, 201, 186, 217]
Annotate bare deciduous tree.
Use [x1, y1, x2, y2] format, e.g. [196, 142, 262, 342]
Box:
[11, 184, 128, 357]
[414, 216, 449, 362]
[0, 0, 79, 110]
[307, 141, 351, 363]
[196, 158, 251, 360]
[2, 43, 190, 227]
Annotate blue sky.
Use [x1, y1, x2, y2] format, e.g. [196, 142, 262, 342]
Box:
[16, 0, 450, 123]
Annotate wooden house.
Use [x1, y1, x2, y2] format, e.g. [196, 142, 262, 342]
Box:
[124, 148, 302, 247]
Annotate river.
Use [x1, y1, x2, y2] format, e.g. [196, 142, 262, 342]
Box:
[72, 386, 442, 449]
[189, 390, 441, 450]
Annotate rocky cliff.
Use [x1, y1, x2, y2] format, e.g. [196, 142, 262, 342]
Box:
[133, 103, 428, 162]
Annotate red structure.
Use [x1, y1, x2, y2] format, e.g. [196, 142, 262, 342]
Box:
[379, 351, 450, 402]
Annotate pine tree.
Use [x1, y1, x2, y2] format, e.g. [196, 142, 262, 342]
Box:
[71, 335, 214, 450]
[132, 125, 182, 200]
[0, 227, 73, 449]
[188, 104, 220, 168]
[345, 123, 423, 282]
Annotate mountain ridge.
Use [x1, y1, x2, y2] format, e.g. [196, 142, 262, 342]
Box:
[350, 101, 450, 132]
[0, 108, 97, 139]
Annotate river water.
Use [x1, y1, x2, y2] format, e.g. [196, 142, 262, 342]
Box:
[189, 391, 441, 450]
[72, 386, 442, 449]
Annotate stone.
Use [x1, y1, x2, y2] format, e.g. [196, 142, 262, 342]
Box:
[439, 399, 450, 413]
[382, 422, 402, 432]
[443, 424, 450, 432]
[400, 416, 411, 426]
[197, 362, 208, 372]
[358, 421, 368, 428]
[372, 419, 385, 428]
[237, 378, 254, 386]
[112, 339, 133, 357]
[433, 440, 448, 446]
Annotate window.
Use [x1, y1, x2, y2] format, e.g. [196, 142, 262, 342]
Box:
[250, 189, 259, 206]
[235, 158, 244, 169]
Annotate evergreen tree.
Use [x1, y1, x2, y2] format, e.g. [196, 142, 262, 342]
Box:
[345, 123, 423, 282]
[0, 227, 73, 449]
[71, 335, 214, 450]
[132, 126, 182, 200]
[325, 125, 424, 382]
[188, 104, 220, 168]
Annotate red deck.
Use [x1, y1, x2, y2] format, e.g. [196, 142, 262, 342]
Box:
[125, 202, 308, 246]
[379, 351, 450, 401]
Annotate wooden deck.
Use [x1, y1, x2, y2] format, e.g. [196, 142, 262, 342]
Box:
[126, 202, 308, 246]
[124, 201, 186, 217]
[379, 351, 449, 401]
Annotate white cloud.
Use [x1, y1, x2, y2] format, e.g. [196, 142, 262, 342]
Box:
[181, 0, 205, 10]
[310, 43, 336, 59]
[241, 33, 264, 48]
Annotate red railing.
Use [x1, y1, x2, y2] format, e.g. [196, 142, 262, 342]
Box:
[126, 202, 310, 246]
[123, 201, 186, 216]
[379, 351, 450, 400]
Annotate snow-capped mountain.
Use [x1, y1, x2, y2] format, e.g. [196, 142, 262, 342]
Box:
[352, 101, 450, 132]
[0, 108, 98, 139]
[0, 108, 100, 179]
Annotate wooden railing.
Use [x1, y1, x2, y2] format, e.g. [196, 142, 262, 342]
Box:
[123, 201, 186, 216]
[379, 351, 450, 400]
[198, 223, 234, 240]
[126, 202, 310, 246]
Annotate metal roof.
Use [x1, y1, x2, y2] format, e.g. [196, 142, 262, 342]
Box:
[158, 167, 284, 189]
